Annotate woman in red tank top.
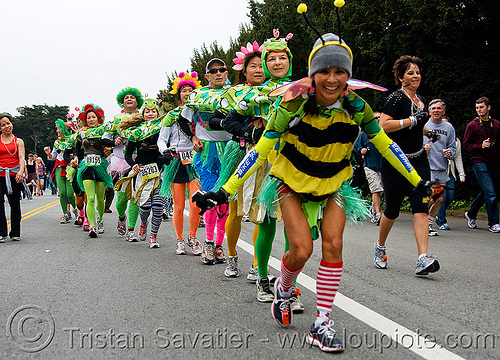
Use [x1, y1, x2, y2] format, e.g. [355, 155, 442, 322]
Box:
[0, 113, 26, 242]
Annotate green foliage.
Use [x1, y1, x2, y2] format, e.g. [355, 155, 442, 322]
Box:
[13, 104, 69, 158]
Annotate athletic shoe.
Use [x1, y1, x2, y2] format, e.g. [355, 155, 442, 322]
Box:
[272, 278, 292, 327]
[138, 225, 147, 241]
[201, 242, 215, 265]
[375, 212, 382, 226]
[465, 211, 477, 229]
[117, 216, 127, 236]
[11, 237, 21, 241]
[488, 224, 500, 233]
[162, 208, 169, 221]
[77, 210, 85, 226]
[247, 266, 259, 282]
[96, 221, 104, 234]
[246, 266, 276, 283]
[0, 236, 7, 243]
[149, 235, 160, 248]
[290, 286, 305, 312]
[428, 223, 439, 236]
[370, 212, 378, 224]
[175, 240, 187, 255]
[307, 320, 345, 352]
[415, 254, 440, 276]
[67, 211, 72, 220]
[242, 215, 251, 222]
[437, 223, 450, 230]
[224, 255, 240, 277]
[82, 218, 89, 231]
[126, 230, 138, 242]
[256, 277, 274, 302]
[187, 237, 202, 255]
[60, 214, 69, 224]
[72, 207, 78, 220]
[198, 216, 205, 228]
[74, 218, 80, 226]
[88, 226, 97, 238]
[374, 243, 388, 269]
[215, 245, 226, 263]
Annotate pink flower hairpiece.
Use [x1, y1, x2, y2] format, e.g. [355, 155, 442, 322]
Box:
[232, 41, 264, 71]
[272, 29, 293, 41]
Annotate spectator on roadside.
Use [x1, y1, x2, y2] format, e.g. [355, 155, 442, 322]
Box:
[463, 97, 500, 232]
[435, 116, 465, 230]
[353, 111, 384, 225]
[424, 99, 456, 235]
[0, 113, 26, 242]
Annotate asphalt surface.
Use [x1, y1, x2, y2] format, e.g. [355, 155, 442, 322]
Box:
[0, 194, 499, 360]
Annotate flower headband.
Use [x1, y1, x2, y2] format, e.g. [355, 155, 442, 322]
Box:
[232, 41, 264, 71]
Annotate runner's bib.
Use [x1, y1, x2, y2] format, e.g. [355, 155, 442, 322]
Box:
[85, 154, 101, 167]
[140, 163, 160, 180]
[180, 150, 193, 165]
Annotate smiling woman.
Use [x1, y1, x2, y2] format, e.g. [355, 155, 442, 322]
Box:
[195, 28, 434, 353]
[0, 113, 26, 242]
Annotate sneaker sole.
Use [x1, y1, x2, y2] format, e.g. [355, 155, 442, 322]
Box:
[149, 244, 160, 248]
[224, 270, 240, 278]
[465, 212, 477, 229]
[89, 231, 97, 238]
[416, 259, 440, 276]
[175, 251, 187, 255]
[306, 335, 345, 352]
[257, 295, 274, 303]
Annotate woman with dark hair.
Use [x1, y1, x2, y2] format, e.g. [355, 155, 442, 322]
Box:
[196, 32, 433, 352]
[374, 55, 440, 275]
[65, 104, 113, 238]
[158, 72, 203, 253]
[214, 32, 300, 307]
[116, 99, 165, 248]
[209, 41, 266, 279]
[0, 113, 26, 242]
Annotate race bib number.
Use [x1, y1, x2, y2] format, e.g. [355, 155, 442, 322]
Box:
[85, 154, 101, 167]
[140, 163, 160, 180]
[180, 150, 193, 165]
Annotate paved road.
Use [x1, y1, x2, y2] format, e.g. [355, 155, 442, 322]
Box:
[1, 195, 499, 360]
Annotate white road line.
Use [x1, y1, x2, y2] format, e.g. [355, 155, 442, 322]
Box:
[235, 234, 465, 360]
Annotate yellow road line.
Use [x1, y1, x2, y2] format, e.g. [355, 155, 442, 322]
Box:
[7, 200, 59, 227]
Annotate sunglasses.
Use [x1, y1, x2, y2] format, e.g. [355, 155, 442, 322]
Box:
[207, 67, 227, 74]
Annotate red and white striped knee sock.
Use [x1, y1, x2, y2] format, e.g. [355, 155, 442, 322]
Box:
[278, 256, 304, 297]
[315, 260, 343, 326]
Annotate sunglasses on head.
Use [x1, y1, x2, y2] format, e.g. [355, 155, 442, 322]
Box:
[207, 67, 227, 74]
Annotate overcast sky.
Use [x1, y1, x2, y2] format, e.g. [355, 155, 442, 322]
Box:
[0, 0, 251, 118]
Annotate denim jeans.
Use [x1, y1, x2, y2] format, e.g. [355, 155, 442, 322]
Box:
[467, 163, 499, 226]
[437, 175, 455, 224]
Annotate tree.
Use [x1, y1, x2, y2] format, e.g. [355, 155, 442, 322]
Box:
[13, 104, 69, 158]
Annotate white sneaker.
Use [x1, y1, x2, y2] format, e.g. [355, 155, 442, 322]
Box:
[488, 224, 500, 233]
[175, 240, 187, 255]
[149, 235, 160, 248]
[126, 230, 138, 242]
[187, 237, 202, 255]
[96, 221, 104, 234]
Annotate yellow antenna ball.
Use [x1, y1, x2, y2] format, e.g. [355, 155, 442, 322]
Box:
[297, 3, 307, 13]
[334, 0, 345, 7]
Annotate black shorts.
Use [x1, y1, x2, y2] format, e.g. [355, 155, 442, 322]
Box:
[382, 161, 430, 219]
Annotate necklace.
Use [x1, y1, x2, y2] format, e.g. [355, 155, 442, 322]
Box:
[1, 135, 17, 156]
[401, 88, 424, 114]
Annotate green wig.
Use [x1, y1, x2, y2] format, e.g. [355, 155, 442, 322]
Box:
[261, 29, 293, 80]
[55, 118, 72, 137]
[116, 87, 144, 109]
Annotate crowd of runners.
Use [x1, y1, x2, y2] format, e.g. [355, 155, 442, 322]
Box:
[2, 2, 498, 354]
